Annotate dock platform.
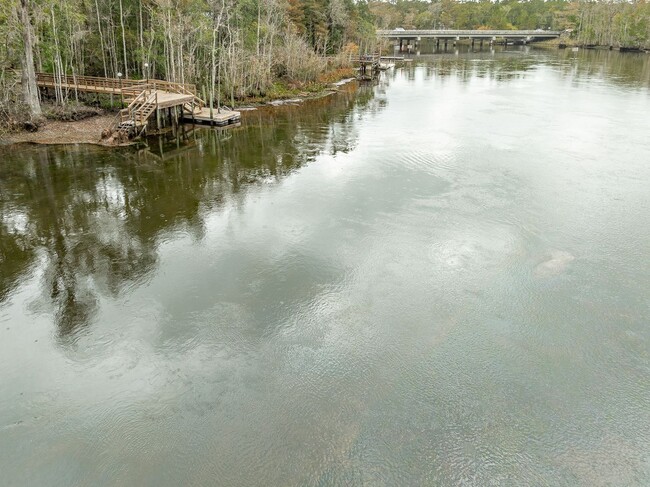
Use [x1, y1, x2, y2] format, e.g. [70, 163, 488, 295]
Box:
[182, 108, 241, 126]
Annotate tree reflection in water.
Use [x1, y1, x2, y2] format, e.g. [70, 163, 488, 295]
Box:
[0, 83, 378, 338]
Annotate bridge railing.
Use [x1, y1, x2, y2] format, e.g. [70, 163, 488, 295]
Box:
[376, 29, 562, 37]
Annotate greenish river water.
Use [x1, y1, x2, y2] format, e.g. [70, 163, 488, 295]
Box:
[1, 48, 650, 486]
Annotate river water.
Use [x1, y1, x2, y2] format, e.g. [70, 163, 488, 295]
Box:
[1, 47, 650, 486]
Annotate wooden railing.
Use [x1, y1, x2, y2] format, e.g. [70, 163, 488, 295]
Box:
[35, 72, 196, 95]
[155, 81, 205, 107]
[119, 90, 148, 123]
[119, 89, 158, 126]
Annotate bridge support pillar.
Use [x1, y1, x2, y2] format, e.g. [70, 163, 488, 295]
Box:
[471, 38, 475, 49]
[399, 38, 403, 52]
[480, 39, 484, 49]
[436, 38, 440, 50]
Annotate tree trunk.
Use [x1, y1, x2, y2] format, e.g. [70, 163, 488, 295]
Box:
[19, 0, 41, 118]
[94, 0, 109, 78]
[119, 0, 129, 77]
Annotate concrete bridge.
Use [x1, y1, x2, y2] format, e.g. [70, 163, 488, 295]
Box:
[378, 29, 562, 51]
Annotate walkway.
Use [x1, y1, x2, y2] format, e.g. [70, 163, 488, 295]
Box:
[35, 73, 240, 135]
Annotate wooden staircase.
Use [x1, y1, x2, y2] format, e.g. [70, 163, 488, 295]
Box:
[113, 89, 157, 137]
[102, 80, 211, 141]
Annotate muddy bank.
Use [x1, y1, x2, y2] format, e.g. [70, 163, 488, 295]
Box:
[2, 114, 117, 146]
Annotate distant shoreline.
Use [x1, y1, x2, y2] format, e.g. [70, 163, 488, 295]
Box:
[536, 38, 650, 52]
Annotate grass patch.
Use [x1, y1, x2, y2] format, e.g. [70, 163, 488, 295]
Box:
[237, 67, 355, 105]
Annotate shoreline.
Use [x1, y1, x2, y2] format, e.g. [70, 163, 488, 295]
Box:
[2, 77, 358, 148]
[536, 38, 650, 51]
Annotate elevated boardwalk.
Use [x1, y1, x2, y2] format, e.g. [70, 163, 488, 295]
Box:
[35, 73, 240, 137]
[36, 72, 197, 96]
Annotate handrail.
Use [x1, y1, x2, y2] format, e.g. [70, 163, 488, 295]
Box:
[119, 89, 159, 125]
[376, 29, 562, 37]
[123, 89, 148, 113]
[35, 72, 196, 92]
[159, 81, 205, 107]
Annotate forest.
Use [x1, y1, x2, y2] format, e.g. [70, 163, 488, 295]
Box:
[1, 0, 649, 126]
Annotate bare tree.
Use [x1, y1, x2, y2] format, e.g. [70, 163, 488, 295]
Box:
[19, 0, 41, 118]
[119, 0, 129, 77]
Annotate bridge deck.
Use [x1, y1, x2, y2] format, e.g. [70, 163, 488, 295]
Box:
[378, 29, 562, 39]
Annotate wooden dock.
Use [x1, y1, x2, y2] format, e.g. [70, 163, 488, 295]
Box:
[182, 107, 241, 126]
[355, 53, 381, 81]
[35, 72, 240, 138]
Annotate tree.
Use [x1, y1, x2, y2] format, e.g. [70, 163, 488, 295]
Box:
[19, 0, 41, 118]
